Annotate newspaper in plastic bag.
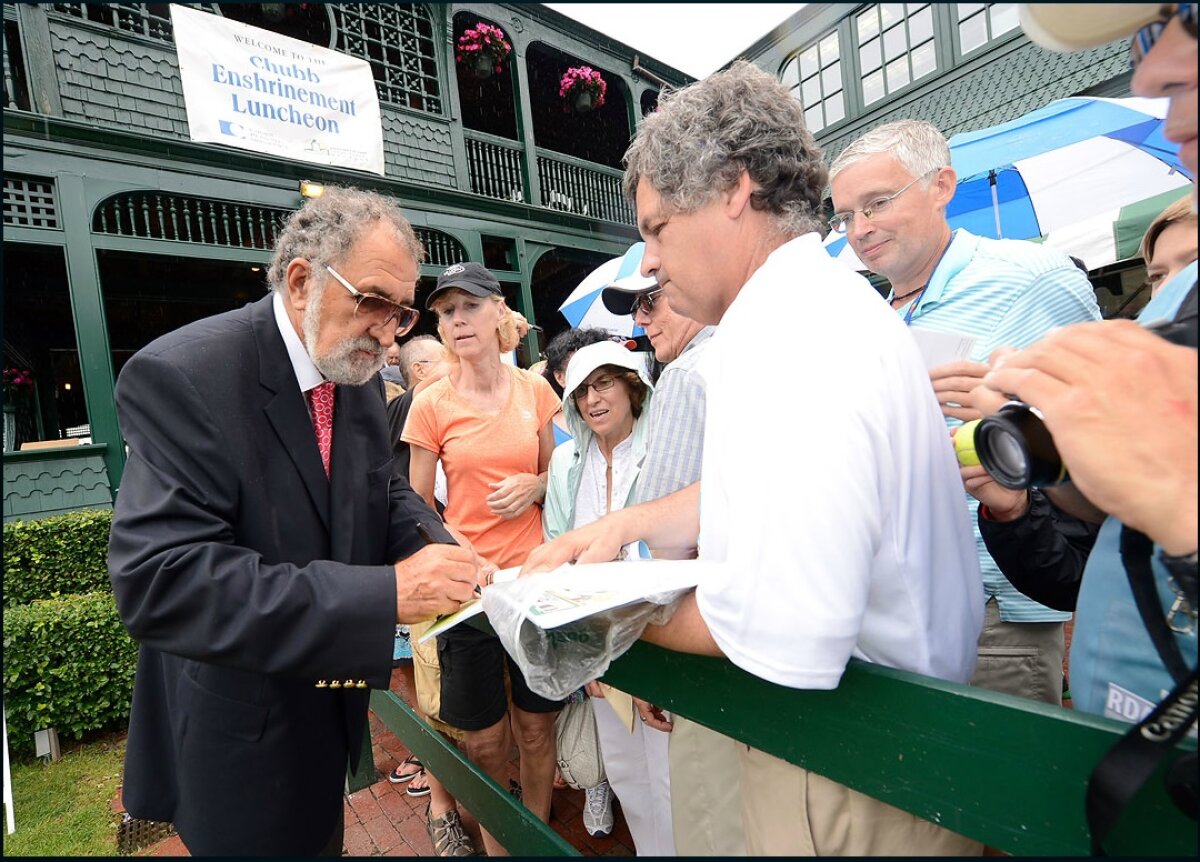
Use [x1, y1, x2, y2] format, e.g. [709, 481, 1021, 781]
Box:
[480, 560, 702, 701]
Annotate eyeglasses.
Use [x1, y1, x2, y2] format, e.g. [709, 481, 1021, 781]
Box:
[631, 288, 664, 317]
[572, 375, 617, 402]
[1131, 4, 1198, 69]
[827, 169, 937, 234]
[324, 265, 420, 337]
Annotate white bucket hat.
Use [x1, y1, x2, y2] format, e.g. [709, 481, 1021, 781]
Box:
[1018, 4, 1166, 52]
[563, 340, 650, 400]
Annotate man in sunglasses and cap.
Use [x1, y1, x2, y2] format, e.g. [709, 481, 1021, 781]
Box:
[601, 245, 743, 855]
[108, 186, 480, 855]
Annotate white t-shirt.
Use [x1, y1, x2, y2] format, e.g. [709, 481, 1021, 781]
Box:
[694, 234, 983, 689]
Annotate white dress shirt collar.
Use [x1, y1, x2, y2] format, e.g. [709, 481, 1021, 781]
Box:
[272, 290, 325, 394]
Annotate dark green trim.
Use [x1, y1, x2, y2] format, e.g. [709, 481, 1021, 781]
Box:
[2, 441, 107, 462]
[371, 617, 1194, 856]
[369, 689, 578, 856]
[15, 3, 63, 117]
[56, 173, 123, 488]
[603, 643, 1195, 856]
[4, 112, 638, 243]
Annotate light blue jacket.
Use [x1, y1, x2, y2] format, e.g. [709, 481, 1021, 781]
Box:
[542, 374, 654, 541]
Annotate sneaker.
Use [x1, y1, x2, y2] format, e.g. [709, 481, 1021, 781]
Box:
[427, 803, 476, 857]
[582, 779, 614, 838]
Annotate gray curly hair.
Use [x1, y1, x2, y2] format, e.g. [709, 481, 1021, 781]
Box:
[622, 61, 827, 238]
[828, 119, 951, 185]
[267, 186, 424, 293]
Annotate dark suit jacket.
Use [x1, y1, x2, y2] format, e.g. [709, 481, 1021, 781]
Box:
[108, 294, 451, 856]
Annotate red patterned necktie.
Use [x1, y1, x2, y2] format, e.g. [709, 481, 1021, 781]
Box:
[306, 380, 336, 477]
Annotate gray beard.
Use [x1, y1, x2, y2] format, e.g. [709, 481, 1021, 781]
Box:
[302, 286, 385, 385]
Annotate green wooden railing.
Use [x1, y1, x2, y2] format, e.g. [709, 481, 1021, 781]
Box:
[370, 625, 1196, 857]
[461, 131, 635, 227]
[464, 131, 526, 204]
[536, 149, 633, 225]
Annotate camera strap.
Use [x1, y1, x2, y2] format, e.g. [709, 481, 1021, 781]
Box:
[1085, 527, 1198, 855]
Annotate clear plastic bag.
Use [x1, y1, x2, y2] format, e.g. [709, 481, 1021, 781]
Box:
[481, 567, 691, 701]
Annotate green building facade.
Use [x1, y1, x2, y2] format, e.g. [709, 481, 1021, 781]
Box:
[2, 2, 691, 516]
[739, 3, 1159, 309]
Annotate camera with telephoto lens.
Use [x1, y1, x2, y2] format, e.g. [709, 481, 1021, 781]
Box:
[972, 316, 1198, 491]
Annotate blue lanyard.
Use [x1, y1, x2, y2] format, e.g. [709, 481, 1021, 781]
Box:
[895, 233, 955, 327]
[902, 295, 924, 327]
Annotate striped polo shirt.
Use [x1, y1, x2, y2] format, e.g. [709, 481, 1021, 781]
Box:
[900, 229, 1102, 622]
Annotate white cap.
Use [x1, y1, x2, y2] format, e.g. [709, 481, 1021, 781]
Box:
[1018, 4, 1164, 52]
[563, 340, 647, 399]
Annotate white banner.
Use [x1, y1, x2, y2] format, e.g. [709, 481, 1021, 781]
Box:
[171, 5, 385, 175]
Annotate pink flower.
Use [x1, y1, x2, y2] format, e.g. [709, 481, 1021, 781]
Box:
[457, 22, 512, 69]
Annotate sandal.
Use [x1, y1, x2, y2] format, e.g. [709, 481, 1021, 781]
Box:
[426, 801, 476, 857]
[388, 754, 424, 784]
[406, 770, 432, 798]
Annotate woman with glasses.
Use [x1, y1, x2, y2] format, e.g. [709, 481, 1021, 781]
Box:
[541, 327, 622, 446]
[401, 262, 561, 857]
[542, 341, 673, 855]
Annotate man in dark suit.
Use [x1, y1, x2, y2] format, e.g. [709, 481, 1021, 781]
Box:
[107, 186, 480, 856]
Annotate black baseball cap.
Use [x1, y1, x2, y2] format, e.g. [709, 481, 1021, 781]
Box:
[426, 262, 502, 310]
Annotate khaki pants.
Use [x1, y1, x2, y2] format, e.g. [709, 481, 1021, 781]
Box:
[669, 716, 747, 855]
[739, 746, 982, 856]
[970, 598, 1065, 705]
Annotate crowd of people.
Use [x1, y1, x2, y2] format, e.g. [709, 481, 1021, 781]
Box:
[106, 3, 1195, 857]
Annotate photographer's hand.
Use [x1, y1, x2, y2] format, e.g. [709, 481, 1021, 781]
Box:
[930, 360, 992, 422]
[960, 464, 1030, 521]
[983, 320, 1198, 555]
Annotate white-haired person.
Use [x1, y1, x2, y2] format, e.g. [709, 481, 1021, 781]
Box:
[828, 118, 1101, 709]
[402, 262, 561, 857]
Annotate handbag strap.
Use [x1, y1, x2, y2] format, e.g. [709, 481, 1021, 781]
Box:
[1086, 527, 1199, 854]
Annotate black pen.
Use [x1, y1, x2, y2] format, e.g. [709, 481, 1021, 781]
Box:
[417, 521, 482, 596]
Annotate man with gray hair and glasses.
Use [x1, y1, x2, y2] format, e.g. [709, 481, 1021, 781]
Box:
[828, 121, 1101, 708]
[526, 61, 983, 855]
[108, 186, 480, 855]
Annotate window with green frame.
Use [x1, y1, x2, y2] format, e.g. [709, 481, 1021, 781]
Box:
[332, 4, 442, 114]
[956, 3, 1021, 56]
[855, 3, 937, 108]
[781, 29, 845, 133]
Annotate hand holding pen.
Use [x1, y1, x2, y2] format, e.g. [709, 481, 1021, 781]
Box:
[392, 523, 478, 623]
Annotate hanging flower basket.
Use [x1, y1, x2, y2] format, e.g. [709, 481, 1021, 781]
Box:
[560, 66, 607, 114]
[456, 23, 511, 79]
[2, 366, 33, 405]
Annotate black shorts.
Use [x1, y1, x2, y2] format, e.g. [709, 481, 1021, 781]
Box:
[436, 624, 563, 730]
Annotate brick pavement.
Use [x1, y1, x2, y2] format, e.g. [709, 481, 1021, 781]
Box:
[131, 663, 635, 857]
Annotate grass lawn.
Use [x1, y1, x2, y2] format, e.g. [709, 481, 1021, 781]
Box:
[3, 731, 125, 857]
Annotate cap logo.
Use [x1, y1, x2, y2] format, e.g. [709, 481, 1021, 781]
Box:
[442, 263, 466, 277]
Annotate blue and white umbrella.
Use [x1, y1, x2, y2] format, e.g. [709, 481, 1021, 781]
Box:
[826, 96, 1192, 271]
[557, 243, 649, 338]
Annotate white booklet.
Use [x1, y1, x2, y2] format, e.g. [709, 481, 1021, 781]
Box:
[910, 327, 977, 369]
[417, 559, 705, 643]
[417, 566, 520, 644]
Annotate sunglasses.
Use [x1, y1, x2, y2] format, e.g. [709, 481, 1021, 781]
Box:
[631, 288, 664, 317]
[324, 265, 420, 337]
[1130, 4, 1198, 69]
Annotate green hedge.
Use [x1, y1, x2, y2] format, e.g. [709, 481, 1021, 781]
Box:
[3, 591, 138, 758]
[3, 509, 113, 606]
